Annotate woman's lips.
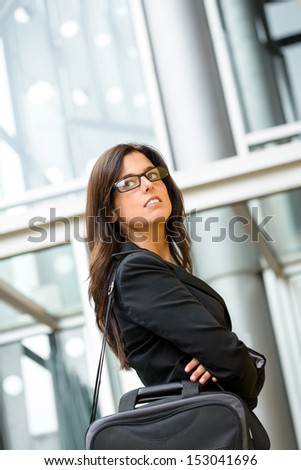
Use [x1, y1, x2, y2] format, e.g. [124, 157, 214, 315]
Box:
[144, 197, 162, 207]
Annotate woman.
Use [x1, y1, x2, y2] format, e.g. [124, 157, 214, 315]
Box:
[85, 142, 270, 448]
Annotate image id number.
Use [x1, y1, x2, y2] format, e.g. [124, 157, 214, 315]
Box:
[186, 454, 258, 466]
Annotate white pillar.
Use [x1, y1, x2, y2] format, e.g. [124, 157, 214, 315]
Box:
[142, 0, 235, 168]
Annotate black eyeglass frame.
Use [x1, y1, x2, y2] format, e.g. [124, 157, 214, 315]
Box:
[113, 166, 169, 193]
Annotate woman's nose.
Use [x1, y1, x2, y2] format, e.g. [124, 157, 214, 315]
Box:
[140, 175, 153, 191]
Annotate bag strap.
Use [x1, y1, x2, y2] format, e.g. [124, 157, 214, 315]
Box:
[89, 250, 141, 424]
[89, 264, 118, 424]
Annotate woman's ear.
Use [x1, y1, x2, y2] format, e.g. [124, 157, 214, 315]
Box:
[111, 208, 118, 223]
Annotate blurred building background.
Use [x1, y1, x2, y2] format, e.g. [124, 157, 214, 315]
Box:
[0, 0, 301, 450]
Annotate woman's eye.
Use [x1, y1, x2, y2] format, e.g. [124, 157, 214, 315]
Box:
[147, 170, 159, 180]
[124, 178, 137, 187]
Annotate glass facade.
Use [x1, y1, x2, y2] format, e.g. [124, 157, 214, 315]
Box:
[0, 0, 156, 200]
[1, 328, 92, 449]
[1, 0, 301, 450]
[0, 244, 82, 331]
[218, 0, 301, 133]
[259, 188, 301, 260]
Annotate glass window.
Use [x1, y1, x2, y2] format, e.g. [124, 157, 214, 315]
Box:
[257, 187, 301, 261]
[263, 1, 301, 123]
[0, 0, 157, 198]
[218, 0, 301, 133]
[0, 244, 81, 332]
[1, 329, 93, 449]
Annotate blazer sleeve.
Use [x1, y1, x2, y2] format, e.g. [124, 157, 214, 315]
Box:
[117, 251, 264, 407]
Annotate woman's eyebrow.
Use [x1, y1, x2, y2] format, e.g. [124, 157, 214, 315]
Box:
[120, 166, 155, 179]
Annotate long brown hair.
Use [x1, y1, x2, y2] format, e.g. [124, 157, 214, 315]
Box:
[85, 143, 192, 369]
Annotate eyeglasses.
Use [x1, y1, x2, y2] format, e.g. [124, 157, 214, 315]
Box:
[113, 166, 169, 193]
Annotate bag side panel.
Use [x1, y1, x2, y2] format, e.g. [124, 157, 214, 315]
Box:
[87, 400, 244, 450]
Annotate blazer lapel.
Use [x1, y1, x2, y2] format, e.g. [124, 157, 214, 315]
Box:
[171, 264, 228, 310]
[115, 241, 227, 310]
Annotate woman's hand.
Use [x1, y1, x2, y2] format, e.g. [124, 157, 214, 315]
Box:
[185, 357, 218, 384]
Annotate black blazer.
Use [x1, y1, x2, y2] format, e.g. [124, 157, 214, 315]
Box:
[113, 241, 266, 410]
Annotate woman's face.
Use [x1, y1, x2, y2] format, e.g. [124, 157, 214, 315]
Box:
[112, 151, 172, 238]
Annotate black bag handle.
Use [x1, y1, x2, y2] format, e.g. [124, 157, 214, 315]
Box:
[89, 265, 118, 425]
[118, 380, 200, 412]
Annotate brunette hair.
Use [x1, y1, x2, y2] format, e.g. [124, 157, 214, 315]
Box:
[85, 143, 192, 369]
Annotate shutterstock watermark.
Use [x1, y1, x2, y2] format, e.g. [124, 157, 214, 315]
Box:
[27, 207, 274, 244]
[187, 208, 274, 243]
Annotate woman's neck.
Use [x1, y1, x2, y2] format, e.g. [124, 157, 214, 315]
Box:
[142, 240, 173, 263]
[127, 230, 173, 263]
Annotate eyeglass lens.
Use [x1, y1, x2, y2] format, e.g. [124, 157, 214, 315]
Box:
[115, 166, 168, 192]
